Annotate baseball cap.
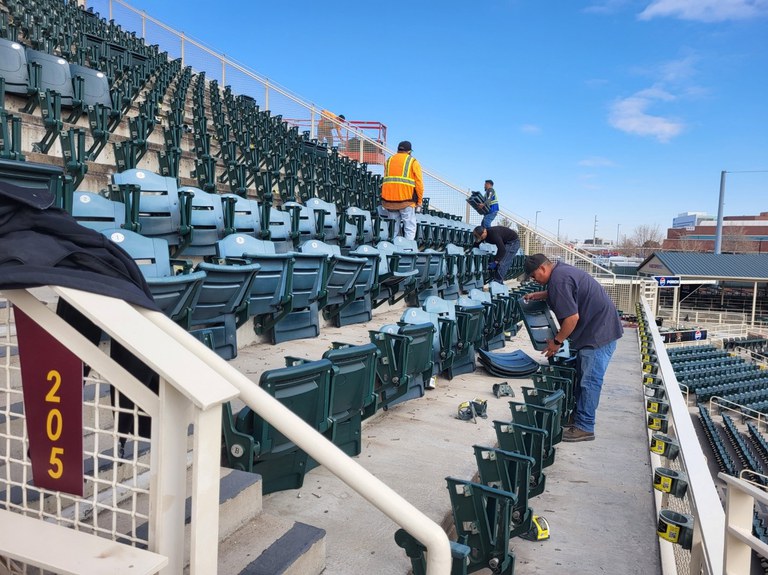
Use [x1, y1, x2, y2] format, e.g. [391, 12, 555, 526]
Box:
[397, 141, 412, 152]
[523, 254, 549, 278]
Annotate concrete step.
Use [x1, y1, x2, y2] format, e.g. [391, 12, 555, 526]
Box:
[215, 512, 325, 575]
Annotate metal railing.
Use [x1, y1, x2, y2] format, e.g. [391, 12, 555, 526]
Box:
[0, 287, 452, 574]
[639, 297, 725, 575]
[85, 0, 615, 282]
[1, 287, 238, 574]
[720, 473, 768, 574]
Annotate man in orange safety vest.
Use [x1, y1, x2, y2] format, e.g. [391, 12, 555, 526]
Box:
[379, 140, 423, 240]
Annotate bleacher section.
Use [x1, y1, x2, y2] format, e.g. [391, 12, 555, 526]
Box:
[0, 1, 560, 572]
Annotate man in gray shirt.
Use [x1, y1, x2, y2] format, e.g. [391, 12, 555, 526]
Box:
[522, 254, 623, 442]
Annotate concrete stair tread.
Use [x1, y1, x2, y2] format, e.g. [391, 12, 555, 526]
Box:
[215, 511, 325, 575]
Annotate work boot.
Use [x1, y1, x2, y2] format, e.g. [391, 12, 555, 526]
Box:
[562, 427, 595, 442]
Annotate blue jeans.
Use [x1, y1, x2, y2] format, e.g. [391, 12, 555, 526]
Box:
[492, 239, 520, 282]
[573, 340, 617, 433]
[481, 211, 498, 229]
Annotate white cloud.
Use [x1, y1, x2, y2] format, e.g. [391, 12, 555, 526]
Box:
[639, 0, 768, 22]
[584, 0, 631, 14]
[608, 87, 684, 142]
[578, 157, 617, 168]
[520, 124, 542, 134]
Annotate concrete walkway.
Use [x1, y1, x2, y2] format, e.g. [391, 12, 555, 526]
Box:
[230, 298, 661, 575]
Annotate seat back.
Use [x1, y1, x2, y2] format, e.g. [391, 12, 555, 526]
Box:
[233, 359, 334, 494]
[102, 227, 172, 278]
[26, 48, 74, 106]
[268, 208, 292, 252]
[72, 192, 126, 231]
[322, 343, 379, 455]
[473, 445, 534, 538]
[517, 296, 561, 352]
[306, 197, 339, 243]
[446, 477, 516, 575]
[300, 240, 365, 307]
[69, 63, 111, 108]
[215, 234, 293, 319]
[111, 169, 182, 246]
[179, 186, 224, 256]
[0, 38, 28, 94]
[221, 194, 261, 236]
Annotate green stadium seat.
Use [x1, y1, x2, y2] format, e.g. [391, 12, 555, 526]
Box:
[473, 445, 535, 538]
[110, 169, 188, 250]
[189, 259, 261, 359]
[373, 240, 420, 306]
[368, 322, 435, 412]
[214, 234, 294, 342]
[299, 239, 367, 318]
[493, 420, 548, 497]
[100, 228, 205, 330]
[177, 186, 225, 257]
[0, 38, 29, 94]
[394, 529, 471, 575]
[400, 306, 456, 380]
[228, 359, 334, 494]
[445, 477, 516, 575]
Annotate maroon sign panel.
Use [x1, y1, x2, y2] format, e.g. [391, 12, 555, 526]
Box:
[15, 307, 84, 496]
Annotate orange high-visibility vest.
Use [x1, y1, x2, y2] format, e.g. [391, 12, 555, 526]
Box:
[381, 152, 423, 204]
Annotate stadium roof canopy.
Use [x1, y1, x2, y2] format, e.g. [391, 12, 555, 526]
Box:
[637, 252, 768, 282]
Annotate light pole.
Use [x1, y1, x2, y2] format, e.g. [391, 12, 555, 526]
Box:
[535, 210, 541, 230]
[557, 218, 563, 241]
[616, 223, 622, 248]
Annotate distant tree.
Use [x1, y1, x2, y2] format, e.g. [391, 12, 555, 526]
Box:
[677, 236, 711, 253]
[722, 226, 753, 254]
[631, 224, 663, 248]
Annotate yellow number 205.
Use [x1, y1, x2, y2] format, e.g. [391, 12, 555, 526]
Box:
[45, 370, 64, 480]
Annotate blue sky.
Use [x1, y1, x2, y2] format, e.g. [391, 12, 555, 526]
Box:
[106, 0, 767, 243]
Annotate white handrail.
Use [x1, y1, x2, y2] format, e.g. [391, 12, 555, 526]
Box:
[719, 473, 768, 573]
[641, 298, 725, 575]
[140, 306, 453, 573]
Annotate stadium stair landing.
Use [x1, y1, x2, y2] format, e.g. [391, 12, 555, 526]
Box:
[223, 295, 661, 575]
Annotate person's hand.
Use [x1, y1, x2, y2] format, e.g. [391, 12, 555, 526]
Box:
[488, 261, 498, 271]
[543, 338, 561, 358]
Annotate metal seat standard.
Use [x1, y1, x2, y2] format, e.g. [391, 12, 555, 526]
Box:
[473, 445, 535, 539]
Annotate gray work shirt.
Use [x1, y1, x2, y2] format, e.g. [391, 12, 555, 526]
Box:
[545, 261, 624, 350]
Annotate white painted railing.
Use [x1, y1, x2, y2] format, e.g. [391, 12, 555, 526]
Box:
[720, 473, 768, 574]
[0, 287, 452, 574]
[640, 298, 725, 575]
